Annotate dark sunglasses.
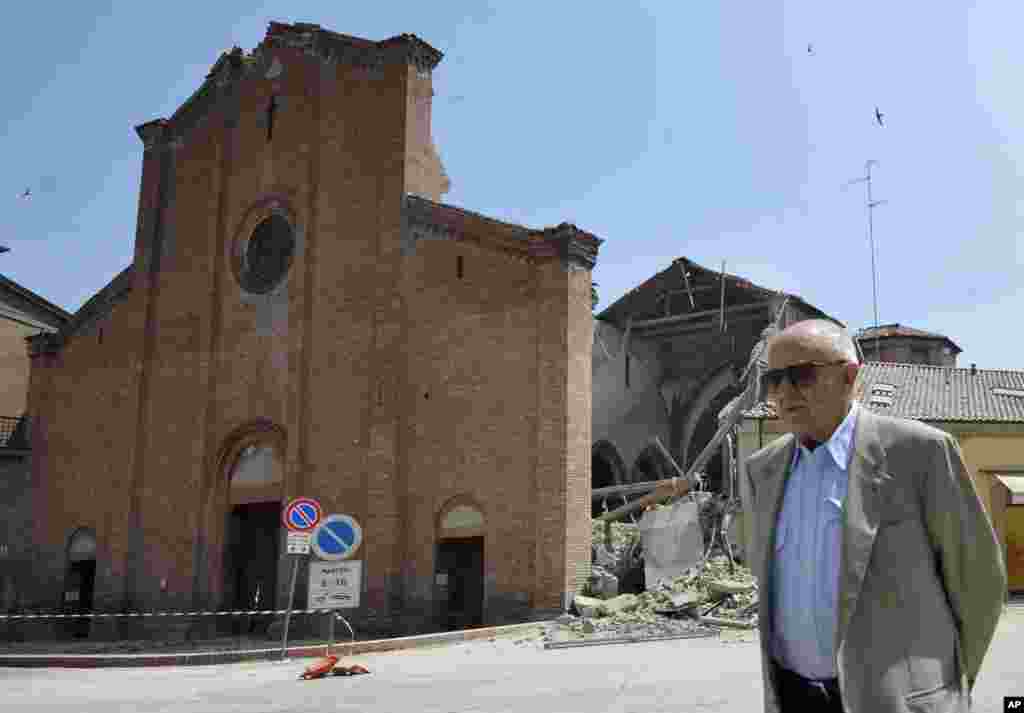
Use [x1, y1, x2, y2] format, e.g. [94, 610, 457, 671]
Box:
[761, 360, 848, 391]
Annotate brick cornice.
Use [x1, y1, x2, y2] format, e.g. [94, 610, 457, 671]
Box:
[402, 195, 604, 270]
[26, 332, 62, 358]
[264, 22, 444, 73]
[138, 23, 445, 152]
[529, 223, 601, 272]
[134, 119, 169, 149]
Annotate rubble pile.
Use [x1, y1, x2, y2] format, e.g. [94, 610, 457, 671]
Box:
[591, 519, 641, 560]
[550, 529, 760, 645]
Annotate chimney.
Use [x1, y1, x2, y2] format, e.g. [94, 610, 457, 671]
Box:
[970, 363, 977, 376]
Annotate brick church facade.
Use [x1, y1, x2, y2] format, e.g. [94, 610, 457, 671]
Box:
[25, 22, 601, 635]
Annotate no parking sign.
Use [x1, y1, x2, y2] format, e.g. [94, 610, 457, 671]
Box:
[282, 498, 322, 533]
[312, 514, 363, 561]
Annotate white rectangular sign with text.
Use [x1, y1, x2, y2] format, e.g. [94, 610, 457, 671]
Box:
[308, 560, 362, 610]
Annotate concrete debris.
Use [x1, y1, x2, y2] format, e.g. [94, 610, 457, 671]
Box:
[602, 594, 640, 616]
[553, 547, 759, 645]
[592, 520, 641, 562]
[669, 591, 702, 608]
[707, 579, 755, 597]
[587, 568, 620, 598]
[639, 500, 703, 588]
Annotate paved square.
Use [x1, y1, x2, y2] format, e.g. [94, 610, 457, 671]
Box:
[2, 608, 1022, 712]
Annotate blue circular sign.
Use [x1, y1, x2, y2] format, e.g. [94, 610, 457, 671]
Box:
[312, 514, 363, 561]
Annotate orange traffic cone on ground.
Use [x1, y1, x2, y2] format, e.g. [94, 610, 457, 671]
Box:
[332, 662, 371, 676]
[299, 655, 339, 680]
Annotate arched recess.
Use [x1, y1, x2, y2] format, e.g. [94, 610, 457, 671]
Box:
[592, 440, 627, 489]
[435, 495, 487, 631]
[64, 527, 97, 638]
[679, 363, 738, 469]
[592, 441, 628, 518]
[202, 419, 287, 613]
[436, 494, 487, 540]
[632, 444, 670, 483]
[681, 363, 743, 494]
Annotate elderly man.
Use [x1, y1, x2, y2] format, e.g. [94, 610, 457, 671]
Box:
[744, 319, 1005, 712]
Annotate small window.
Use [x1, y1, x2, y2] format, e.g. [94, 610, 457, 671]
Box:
[266, 96, 278, 142]
[98, 327, 103, 345]
[625, 353, 631, 389]
[456, 255, 464, 280]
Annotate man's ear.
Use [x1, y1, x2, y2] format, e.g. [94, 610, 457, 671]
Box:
[844, 363, 861, 388]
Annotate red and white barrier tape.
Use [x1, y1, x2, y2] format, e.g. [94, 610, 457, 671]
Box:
[0, 609, 349, 621]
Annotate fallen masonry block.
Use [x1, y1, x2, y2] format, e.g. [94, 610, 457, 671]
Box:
[573, 594, 608, 618]
[602, 594, 640, 616]
[588, 571, 620, 598]
[593, 546, 617, 569]
[707, 579, 755, 597]
[669, 591, 704, 608]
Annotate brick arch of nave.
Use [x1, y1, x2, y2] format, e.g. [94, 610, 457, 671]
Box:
[679, 362, 743, 494]
[190, 419, 287, 610]
[591, 440, 628, 518]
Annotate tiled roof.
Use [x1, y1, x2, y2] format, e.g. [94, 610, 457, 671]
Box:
[743, 362, 1024, 423]
[0, 274, 71, 328]
[855, 323, 962, 353]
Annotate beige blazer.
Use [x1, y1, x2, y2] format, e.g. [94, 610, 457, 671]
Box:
[745, 407, 1006, 713]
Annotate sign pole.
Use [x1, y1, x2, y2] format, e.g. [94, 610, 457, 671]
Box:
[327, 611, 336, 657]
[280, 555, 300, 660]
[279, 496, 322, 661]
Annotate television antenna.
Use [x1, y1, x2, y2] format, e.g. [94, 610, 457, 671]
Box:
[844, 160, 887, 360]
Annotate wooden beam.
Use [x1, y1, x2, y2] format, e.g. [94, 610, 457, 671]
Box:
[639, 311, 770, 340]
[719, 260, 727, 332]
[631, 300, 774, 330]
[592, 478, 665, 500]
[679, 260, 696, 308]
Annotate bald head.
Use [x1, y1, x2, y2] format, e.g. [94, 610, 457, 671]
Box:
[769, 320, 860, 365]
[765, 319, 861, 442]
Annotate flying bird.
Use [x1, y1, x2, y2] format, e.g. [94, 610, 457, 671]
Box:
[807, 43, 814, 55]
[19, 188, 31, 200]
[875, 106, 885, 127]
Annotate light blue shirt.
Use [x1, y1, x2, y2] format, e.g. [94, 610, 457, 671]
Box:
[771, 402, 858, 680]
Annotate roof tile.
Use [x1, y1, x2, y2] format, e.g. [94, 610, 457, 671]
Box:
[744, 362, 1024, 423]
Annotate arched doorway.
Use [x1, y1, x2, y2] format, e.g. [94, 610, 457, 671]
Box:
[64, 528, 97, 638]
[222, 444, 283, 625]
[435, 498, 486, 631]
[685, 384, 744, 494]
[592, 441, 627, 518]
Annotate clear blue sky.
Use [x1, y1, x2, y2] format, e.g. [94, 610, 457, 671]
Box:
[2, 2, 1020, 368]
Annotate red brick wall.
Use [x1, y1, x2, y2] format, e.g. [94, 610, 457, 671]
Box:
[27, 294, 144, 611]
[25, 35, 597, 628]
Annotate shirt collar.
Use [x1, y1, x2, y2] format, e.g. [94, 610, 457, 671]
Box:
[796, 401, 860, 471]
